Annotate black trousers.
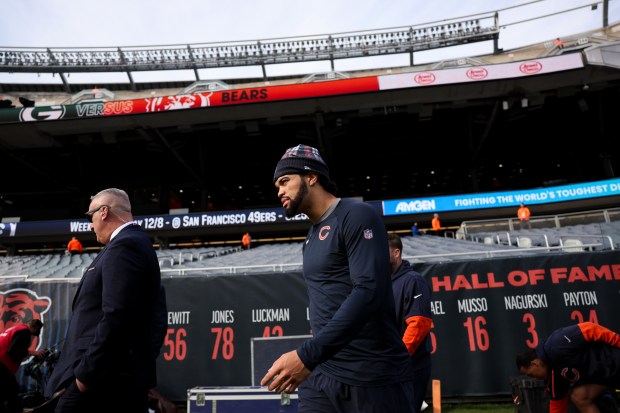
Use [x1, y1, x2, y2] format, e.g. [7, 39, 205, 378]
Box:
[0, 363, 20, 413]
[411, 364, 431, 413]
[298, 370, 415, 413]
[54, 377, 148, 413]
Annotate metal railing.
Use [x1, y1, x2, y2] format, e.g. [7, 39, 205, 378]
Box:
[0, 237, 611, 281]
[1, 207, 618, 280]
[154, 239, 613, 276]
[558, 234, 615, 251]
[461, 207, 620, 235]
[160, 263, 304, 277]
[0, 14, 497, 76]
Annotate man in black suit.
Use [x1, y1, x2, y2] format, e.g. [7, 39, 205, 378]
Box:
[45, 188, 165, 413]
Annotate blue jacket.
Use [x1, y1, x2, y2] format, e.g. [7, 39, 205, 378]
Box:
[297, 198, 414, 385]
[536, 322, 620, 411]
[391, 259, 433, 369]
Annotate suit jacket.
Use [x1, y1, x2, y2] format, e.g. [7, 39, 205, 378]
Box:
[45, 224, 164, 398]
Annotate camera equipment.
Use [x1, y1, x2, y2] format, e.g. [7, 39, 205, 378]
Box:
[24, 348, 60, 379]
[21, 345, 62, 409]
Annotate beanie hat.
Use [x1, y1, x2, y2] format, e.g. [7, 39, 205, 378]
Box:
[273, 144, 330, 183]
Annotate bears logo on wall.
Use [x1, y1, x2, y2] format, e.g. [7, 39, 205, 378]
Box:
[0, 289, 51, 352]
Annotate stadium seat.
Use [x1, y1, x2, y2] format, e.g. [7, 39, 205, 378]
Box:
[562, 239, 585, 252]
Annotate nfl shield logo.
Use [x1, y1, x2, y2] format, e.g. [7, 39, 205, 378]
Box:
[363, 229, 373, 239]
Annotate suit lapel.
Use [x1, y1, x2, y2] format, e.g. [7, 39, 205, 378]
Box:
[72, 245, 108, 309]
[71, 225, 140, 308]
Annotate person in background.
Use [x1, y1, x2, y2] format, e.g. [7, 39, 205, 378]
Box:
[411, 222, 422, 236]
[431, 213, 441, 235]
[242, 232, 252, 250]
[66, 236, 83, 255]
[0, 319, 46, 413]
[517, 203, 532, 230]
[388, 233, 433, 413]
[554, 37, 565, 49]
[516, 322, 620, 413]
[262, 144, 416, 412]
[45, 188, 165, 413]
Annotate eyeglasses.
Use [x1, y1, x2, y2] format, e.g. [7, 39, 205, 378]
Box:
[85, 205, 109, 223]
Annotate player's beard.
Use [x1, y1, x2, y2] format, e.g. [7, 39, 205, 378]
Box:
[284, 178, 308, 218]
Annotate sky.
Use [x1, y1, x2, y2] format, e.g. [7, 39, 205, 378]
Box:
[1, 0, 619, 85]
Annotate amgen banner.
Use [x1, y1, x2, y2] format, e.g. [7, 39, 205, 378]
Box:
[382, 178, 620, 216]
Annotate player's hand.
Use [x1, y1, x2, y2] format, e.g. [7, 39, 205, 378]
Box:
[76, 378, 89, 392]
[30, 349, 47, 359]
[260, 350, 311, 394]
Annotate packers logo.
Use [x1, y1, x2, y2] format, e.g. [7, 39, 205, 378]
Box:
[19, 105, 66, 122]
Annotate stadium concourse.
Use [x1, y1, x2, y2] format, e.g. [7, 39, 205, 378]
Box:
[1, 8, 620, 252]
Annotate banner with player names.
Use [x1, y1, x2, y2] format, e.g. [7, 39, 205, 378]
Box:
[5, 249, 618, 402]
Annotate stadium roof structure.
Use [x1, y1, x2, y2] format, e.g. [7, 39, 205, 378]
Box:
[1, 13, 620, 248]
[0, 10, 501, 93]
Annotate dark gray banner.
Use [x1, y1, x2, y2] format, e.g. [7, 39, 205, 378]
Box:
[7, 250, 620, 402]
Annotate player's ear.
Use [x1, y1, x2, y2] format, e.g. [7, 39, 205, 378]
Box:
[306, 172, 319, 186]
